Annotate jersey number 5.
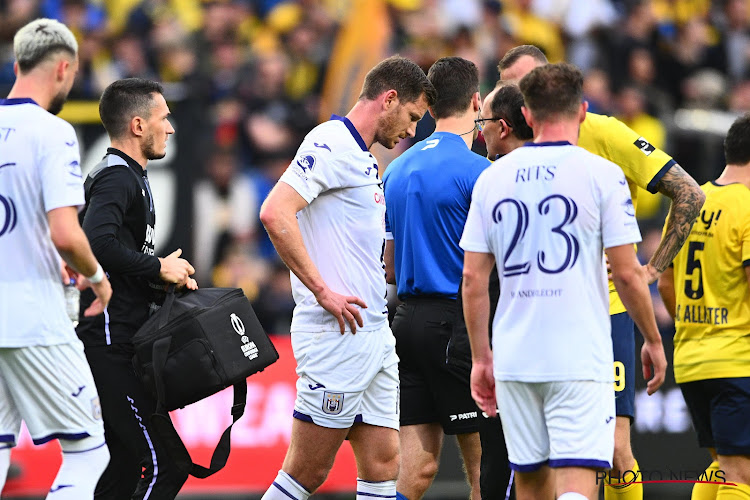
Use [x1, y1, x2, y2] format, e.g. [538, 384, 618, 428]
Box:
[684, 241, 704, 299]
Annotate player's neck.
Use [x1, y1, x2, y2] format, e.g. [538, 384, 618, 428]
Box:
[716, 164, 750, 189]
[109, 139, 147, 171]
[434, 113, 476, 149]
[531, 120, 580, 146]
[6, 79, 53, 112]
[345, 101, 379, 149]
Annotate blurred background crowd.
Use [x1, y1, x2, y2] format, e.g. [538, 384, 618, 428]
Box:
[0, 0, 747, 336]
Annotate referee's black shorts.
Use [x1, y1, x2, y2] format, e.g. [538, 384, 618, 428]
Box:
[392, 297, 479, 435]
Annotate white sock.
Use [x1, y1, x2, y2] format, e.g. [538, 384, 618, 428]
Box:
[558, 493, 589, 500]
[46, 438, 109, 500]
[262, 470, 311, 500]
[0, 446, 10, 492]
[357, 478, 397, 499]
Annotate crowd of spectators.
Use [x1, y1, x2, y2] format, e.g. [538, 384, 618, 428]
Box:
[1, 0, 747, 334]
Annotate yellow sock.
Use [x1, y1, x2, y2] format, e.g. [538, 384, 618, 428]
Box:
[692, 461, 721, 500]
[716, 483, 750, 499]
[604, 459, 643, 500]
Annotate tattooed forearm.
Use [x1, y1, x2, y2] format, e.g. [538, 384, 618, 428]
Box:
[651, 163, 705, 273]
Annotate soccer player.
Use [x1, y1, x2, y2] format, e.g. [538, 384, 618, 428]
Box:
[658, 114, 750, 500]
[449, 45, 706, 500]
[462, 62, 666, 500]
[446, 83, 535, 500]
[382, 57, 489, 500]
[259, 56, 434, 500]
[77, 78, 197, 500]
[0, 18, 112, 499]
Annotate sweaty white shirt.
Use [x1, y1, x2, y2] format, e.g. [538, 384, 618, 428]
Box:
[279, 115, 388, 333]
[0, 99, 84, 347]
[460, 142, 641, 382]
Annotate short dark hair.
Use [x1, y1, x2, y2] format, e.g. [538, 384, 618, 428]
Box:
[99, 78, 164, 139]
[724, 113, 750, 165]
[490, 84, 533, 141]
[426, 57, 479, 119]
[359, 55, 436, 107]
[519, 63, 584, 122]
[498, 45, 548, 78]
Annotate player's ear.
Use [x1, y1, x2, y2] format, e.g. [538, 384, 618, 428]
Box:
[427, 106, 436, 120]
[579, 101, 589, 124]
[521, 106, 534, 131]
[55, 58, 68, 83]
[382, 89, 398, 110]
[131, 116, 145, 137]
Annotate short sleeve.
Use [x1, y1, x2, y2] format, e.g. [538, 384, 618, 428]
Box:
[579, 113, 675, 194]
[742, 210, 750, 267]
[40, 121, 84, 212]
[599, 164, 643, 249]
[460, 178, 491, 254]
[279, 143, 342, 203]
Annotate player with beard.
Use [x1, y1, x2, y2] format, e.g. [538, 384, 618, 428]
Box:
[259, 56, 435, 500]
[0, 18, 112, 499]
[76, 78, 197, 500]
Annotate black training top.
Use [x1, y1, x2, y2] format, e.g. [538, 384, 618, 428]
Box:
[76, 148, 162, 346]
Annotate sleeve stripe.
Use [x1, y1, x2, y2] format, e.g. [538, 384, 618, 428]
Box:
[743, 259, 750, 268]
[646, 159, 676, 194]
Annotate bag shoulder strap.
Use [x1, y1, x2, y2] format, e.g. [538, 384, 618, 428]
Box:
[149, 332, 246, 478]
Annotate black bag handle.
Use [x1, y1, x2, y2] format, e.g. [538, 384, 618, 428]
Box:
[158, 284, 177, 329]
[149, 324, 247, 478]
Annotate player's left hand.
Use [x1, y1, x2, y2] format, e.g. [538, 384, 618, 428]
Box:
[641, 340, 667, 395]
[470, 359, 496, 416]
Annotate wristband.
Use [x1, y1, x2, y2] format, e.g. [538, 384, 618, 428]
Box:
[86, 264, 104, 284]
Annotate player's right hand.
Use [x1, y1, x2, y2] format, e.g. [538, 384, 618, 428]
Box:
[83, 275, 112, 317]
[470, 359, 496, 416]
[315, 287, 367, 334]
[641, 340, 667, 395]
[158, 248, 196, 286]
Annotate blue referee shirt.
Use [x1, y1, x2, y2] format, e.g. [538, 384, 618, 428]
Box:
[384, 132, 491, 300]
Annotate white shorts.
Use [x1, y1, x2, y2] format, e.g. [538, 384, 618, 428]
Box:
[292, 323, 399, 430]
[496, 380, 615, 472]
[0, 341, 104, 447]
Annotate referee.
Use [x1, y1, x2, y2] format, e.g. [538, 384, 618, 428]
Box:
[383, 57, 489, 500]
[77, 78, 197, 500]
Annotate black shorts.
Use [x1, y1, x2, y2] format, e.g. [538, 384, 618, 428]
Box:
[85, 343, 187, 500]
[611, 312, 636, 419]
[680, 377, 750, 455]
[392, 297, 479, 434]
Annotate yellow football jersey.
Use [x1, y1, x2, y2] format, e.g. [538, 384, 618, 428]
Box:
[670, 181, 750, 383]
[579, 113, 675, 315]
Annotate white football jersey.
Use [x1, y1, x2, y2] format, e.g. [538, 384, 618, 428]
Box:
[279, 115, 388, 333]
[0, 99, 84, 347]
[460, 142, 641, 382]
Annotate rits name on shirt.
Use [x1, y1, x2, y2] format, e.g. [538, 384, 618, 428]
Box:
[515, 165, 556, 183]
[676, 304, 729, 325]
